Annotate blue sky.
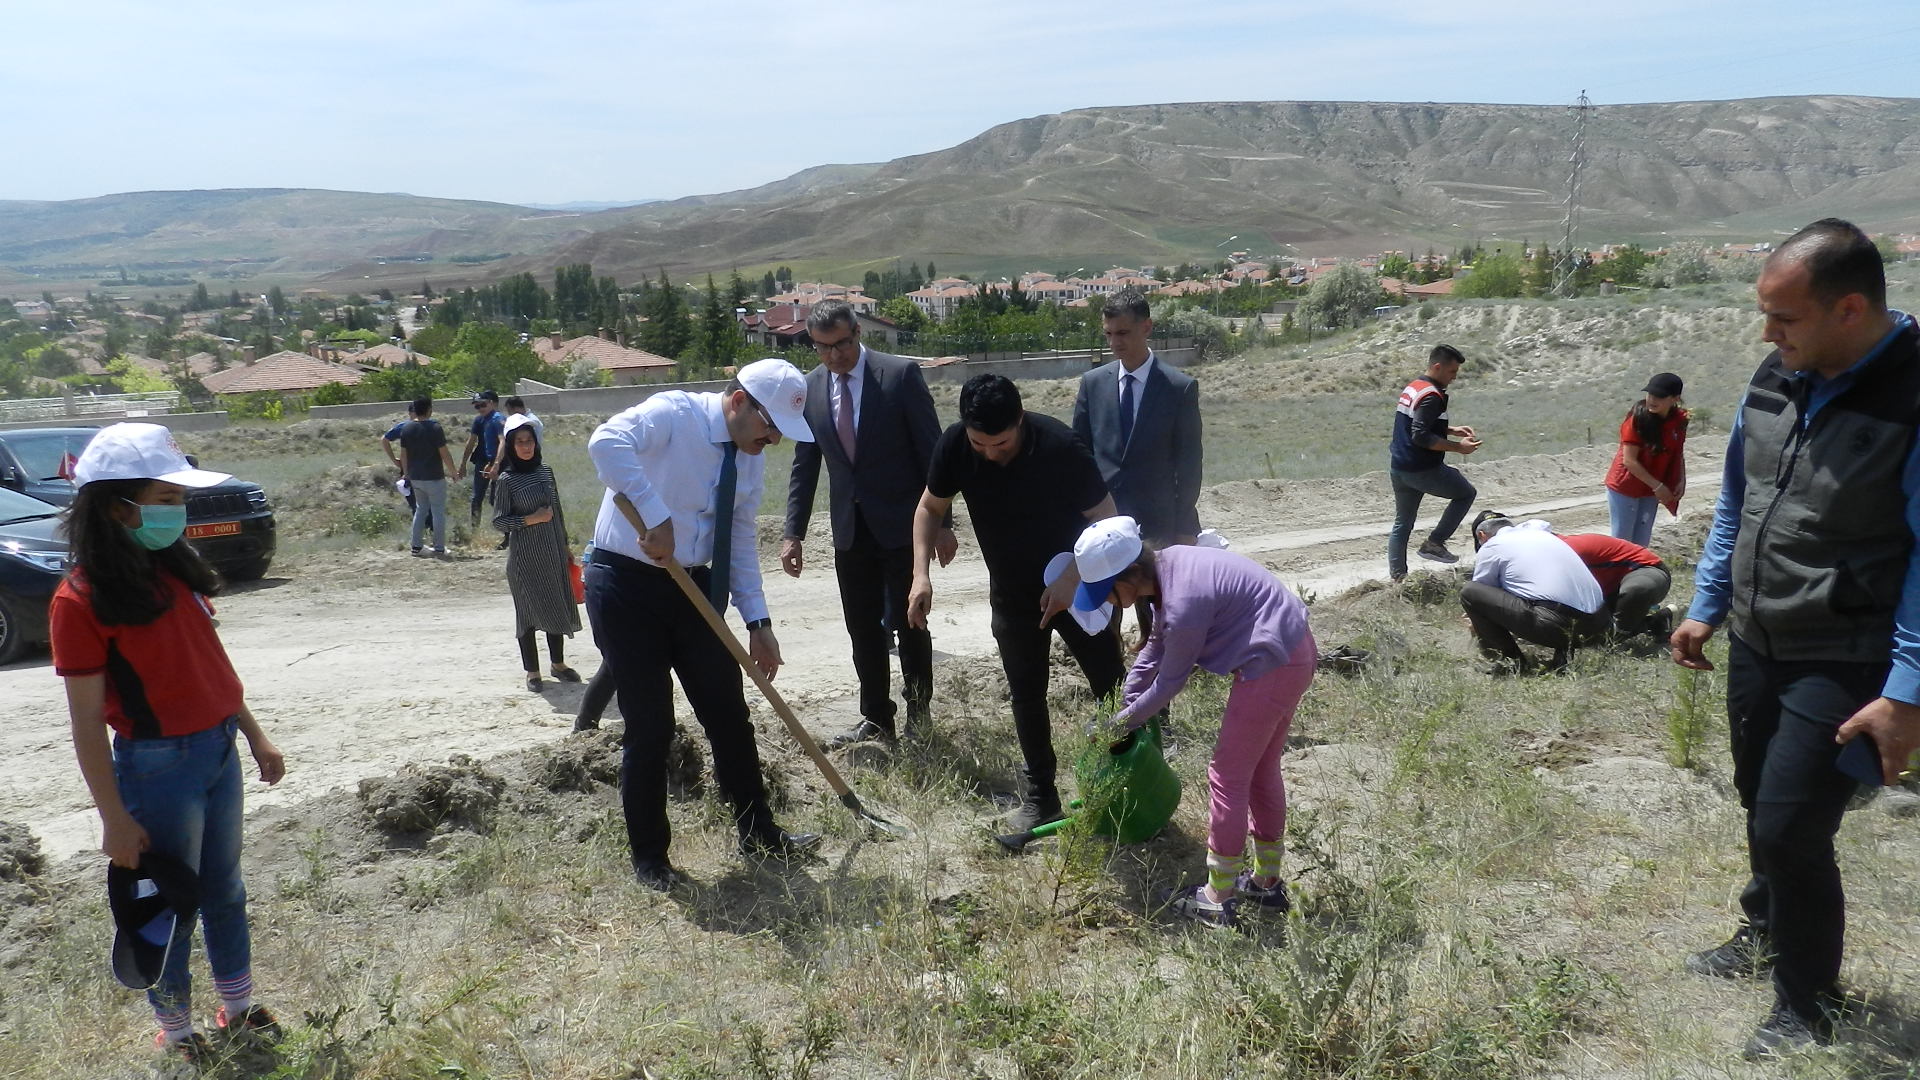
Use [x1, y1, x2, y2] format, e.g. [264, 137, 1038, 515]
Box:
[5, 0, 1916, 206]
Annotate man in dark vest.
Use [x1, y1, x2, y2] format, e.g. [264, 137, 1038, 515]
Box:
[1672, 218, 1920, 1058]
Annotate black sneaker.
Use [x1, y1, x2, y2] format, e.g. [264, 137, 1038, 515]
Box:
[1002, 795, 1066, 834]
[1685, 925, 1772, 979]
[154, 1030, 216, 1069]
[632, 859, 685, 892]
[1234, 871, 1292, 912]
[825, 720, 895, 751]
[740, 830, 823, 861]
[1417, 539, 1458, 564]
[1743, 999, 1835, 1060]
[217, 1003, 284, 1045]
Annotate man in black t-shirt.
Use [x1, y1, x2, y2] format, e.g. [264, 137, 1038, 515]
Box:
[908, 373, 1125, 830]
[394, 396, 456, 555]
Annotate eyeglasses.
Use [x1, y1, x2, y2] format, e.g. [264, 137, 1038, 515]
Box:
[811, 335, 858, 355]
[750, 400, 776, 430]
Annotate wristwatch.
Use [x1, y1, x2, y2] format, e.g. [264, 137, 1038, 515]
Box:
[745, 617, 772, 631]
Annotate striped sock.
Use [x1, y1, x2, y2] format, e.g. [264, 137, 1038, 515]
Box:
[155, 1006, 195, 1043]
[1204, 849, 1240, 904]
[1251, 837, 1285, 888]
[214, 970, 253, 1023]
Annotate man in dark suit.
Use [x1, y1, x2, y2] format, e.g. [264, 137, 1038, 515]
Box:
[783, 301, 955, 747]
[1072, 287, 1204, 637]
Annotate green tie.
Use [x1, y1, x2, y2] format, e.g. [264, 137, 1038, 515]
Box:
[708, 441, 737, 612]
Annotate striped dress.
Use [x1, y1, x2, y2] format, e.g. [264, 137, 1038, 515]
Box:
[492, 464, 582, 637]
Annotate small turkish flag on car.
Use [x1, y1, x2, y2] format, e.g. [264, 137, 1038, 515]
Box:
[55, 452, 79, 480]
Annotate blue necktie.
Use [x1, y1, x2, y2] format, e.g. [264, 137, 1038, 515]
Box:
[1118, 372, 1136, 450]
[708, 442, 737, 612]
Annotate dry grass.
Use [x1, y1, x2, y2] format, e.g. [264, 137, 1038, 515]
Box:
[5, 568, 1918, 1079]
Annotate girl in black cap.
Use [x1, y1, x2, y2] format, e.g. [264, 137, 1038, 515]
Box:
[1604, 372, 1689, 546]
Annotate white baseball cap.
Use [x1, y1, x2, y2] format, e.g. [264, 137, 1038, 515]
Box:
[736, 358, 815, 443]
[71, 423, 231, 489]
[1044, 552, 1112, 635]
[501, 413, 537, 438]
[1071, 516, 1143, 612]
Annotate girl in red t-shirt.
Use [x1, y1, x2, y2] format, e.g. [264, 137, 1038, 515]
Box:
[49, 423, 286, 1068]
[1604, 372, 1690, 546]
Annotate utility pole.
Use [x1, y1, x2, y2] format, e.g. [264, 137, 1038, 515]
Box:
[1556, 90, 1594, 297]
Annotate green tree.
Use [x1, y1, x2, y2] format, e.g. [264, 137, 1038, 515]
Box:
[1378, 253, 1414, 280]
[188, 282, 212, 311]
[638, 269, 690, 359]
[925, 261, 937, 281]
[437, 322, 554, 394]
[1454, 253, 1526, 298]
[1604, 244, 1652, 286]
[361, 363, 438, 403]
[1524, 245, 1555, 296]
[1875, 235, 1903, 265]
[876, 297, 926, 334]
[761, 270, 778, 298]
[1296, 263, 1386, 329]
[266, 286, 288, 317]
[690, 274, 739, 375]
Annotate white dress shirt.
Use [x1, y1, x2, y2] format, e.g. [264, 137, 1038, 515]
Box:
[588, 391, 770, 623]
[1116, 351, 1157, 428]
[830, 348, 868, 435]
[1471, 526, 1605, 613]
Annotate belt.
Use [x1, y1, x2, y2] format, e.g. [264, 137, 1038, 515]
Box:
[588, 548, 705, 575]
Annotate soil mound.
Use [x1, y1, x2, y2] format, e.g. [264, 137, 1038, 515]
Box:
[358, 754, 508, 835]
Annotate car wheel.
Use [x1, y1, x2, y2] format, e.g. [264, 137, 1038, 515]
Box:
[224, 557, 273, 583]
[0, 594, 25, 666]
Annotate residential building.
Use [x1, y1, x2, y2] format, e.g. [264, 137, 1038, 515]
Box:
[530, 331, 677, 386]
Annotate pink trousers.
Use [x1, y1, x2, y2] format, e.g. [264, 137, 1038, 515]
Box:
[1207, 636, 1316, 858]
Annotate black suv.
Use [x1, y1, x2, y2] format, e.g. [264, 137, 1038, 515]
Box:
[0, 426, 276, 580]
[0, 485, 64, 664]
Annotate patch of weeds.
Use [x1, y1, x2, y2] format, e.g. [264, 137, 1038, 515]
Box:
[951, 960, 1076, 1078]
[343, 504, 399, 538]
[276, 828, 346, 914]
[1400, 569, 1460, 607]
[740, 1001, 842, 1080]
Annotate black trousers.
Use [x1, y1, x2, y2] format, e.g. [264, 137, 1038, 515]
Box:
[584, 550, 775, 865]
[990, 592, 1126, 793]
[1726, 633, 1885, 1020]
[835, 509, 933, 733]
[1459, 581, 1609, 660]
[1609, 565, 1672, 635]
[516, 631, 564, 670]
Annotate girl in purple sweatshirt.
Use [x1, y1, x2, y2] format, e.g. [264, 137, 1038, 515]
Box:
[1071, 517, 1316, 927]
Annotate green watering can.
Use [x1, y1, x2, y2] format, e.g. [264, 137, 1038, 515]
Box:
[994, 717, 1181, 852]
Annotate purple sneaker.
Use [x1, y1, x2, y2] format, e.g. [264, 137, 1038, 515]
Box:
[1161, 885, 1237, 929]
[1235, 872, 1292, 911]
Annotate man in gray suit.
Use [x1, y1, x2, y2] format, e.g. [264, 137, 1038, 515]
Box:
[1072, 287, 1204, 636]
[783, 301, 955, 746]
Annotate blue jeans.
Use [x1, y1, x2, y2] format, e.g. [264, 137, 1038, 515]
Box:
[1387, 465, 1477, 576]
[409, 478, 449, 551]
[113, 719, 251, 1021]
[1607, 488, 1659, 547]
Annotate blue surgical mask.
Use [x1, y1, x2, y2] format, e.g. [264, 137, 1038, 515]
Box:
[122, 500, 187, 550]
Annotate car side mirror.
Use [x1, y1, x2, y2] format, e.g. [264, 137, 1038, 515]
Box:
[0, 465, 17, 487]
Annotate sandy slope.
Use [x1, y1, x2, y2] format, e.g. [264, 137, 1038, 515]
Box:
[0, 443, 1719, 860]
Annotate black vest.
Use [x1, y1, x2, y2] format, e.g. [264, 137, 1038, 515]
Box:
[1730, 320, 1920, 660]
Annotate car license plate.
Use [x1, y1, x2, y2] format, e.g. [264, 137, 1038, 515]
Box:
[186, 521, 242, 539]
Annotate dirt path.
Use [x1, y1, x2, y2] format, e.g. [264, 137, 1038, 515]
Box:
[0, 443, 1720, 859]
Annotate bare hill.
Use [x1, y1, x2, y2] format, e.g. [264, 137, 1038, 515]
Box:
[4, 96, 1918, 287]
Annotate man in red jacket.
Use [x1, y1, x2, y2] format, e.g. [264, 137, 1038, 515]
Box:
[1557, 531, 1672, 638]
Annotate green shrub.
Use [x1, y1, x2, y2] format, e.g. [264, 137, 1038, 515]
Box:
[344, 504, 399, 538]
[311, 381, 356, 406]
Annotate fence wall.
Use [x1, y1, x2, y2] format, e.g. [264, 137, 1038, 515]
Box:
[310, 344, 1199, 422]
[0, 411, 231, 434]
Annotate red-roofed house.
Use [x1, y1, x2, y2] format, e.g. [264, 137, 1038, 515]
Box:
[200, 351, 364, 396]
[531, 331, 677, 385]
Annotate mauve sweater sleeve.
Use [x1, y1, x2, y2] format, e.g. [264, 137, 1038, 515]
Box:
[1113, 564, 1210, 729]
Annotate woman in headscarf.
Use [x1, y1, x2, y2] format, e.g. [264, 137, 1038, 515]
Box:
[492, 416, 582, 691]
